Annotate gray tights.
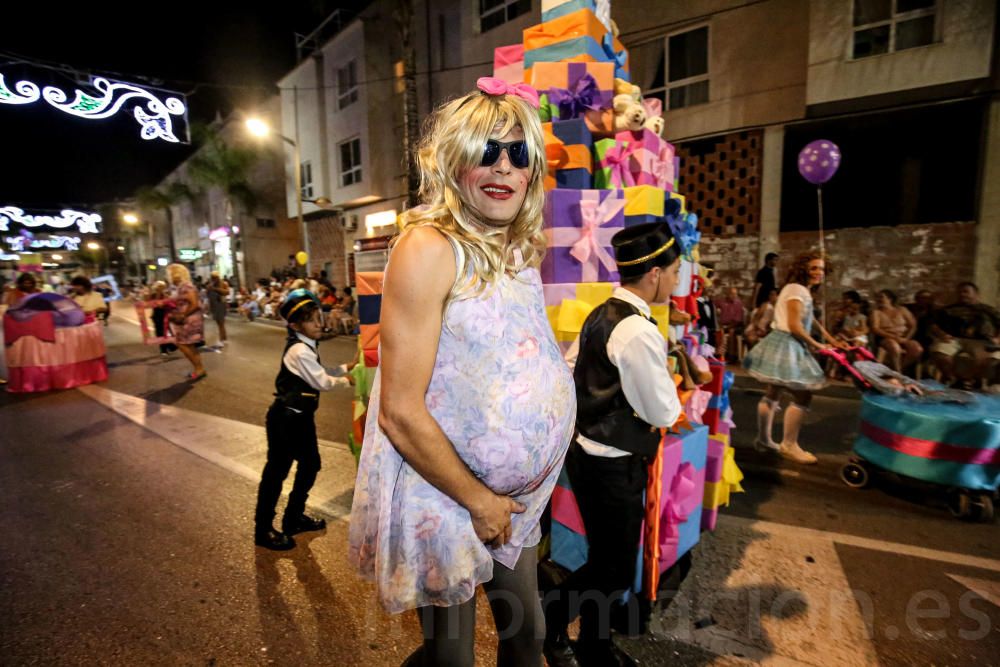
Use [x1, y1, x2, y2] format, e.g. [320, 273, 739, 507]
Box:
[405, 546, 544, 667]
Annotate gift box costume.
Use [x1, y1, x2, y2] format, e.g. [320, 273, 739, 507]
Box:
[545, 222, 682, 658]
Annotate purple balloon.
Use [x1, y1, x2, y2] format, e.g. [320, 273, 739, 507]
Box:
[797, 140, 841, 185]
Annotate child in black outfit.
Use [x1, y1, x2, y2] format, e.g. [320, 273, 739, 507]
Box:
[254, 289, 351, 550]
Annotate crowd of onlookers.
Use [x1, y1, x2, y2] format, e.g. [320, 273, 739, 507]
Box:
[233, 270, 358, 335]
[696, 252, 999, 390]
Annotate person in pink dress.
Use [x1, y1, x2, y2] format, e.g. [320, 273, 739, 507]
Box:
[348, 78, 575, 666]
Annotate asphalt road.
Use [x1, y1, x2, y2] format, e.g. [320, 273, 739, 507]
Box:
[1, 311, 997, 666]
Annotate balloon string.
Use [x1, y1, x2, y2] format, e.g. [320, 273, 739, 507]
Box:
[817, 185, 826, 330]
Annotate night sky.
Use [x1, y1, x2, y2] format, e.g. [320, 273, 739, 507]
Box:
[2, 3, 350, 210]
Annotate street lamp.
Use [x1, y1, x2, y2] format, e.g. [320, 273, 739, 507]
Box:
[245, 117, 308, 272]
[123, 213, 139, 225]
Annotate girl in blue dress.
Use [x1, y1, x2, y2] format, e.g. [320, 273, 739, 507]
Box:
[743, 252, 843, 464]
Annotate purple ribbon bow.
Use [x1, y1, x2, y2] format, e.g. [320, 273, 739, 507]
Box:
[546, 73, 601, 120]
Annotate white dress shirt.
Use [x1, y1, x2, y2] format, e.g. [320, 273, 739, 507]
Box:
[282, 332, 350, 393]
[566, 288, 682, 457]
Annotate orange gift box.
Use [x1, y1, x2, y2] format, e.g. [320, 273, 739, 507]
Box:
[356, 271, 384, 296]
[523, 8, 608, 53]
[529, 61, 614, 96]
[359, 323, 380, 351]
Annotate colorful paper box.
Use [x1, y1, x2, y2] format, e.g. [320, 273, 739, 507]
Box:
[701, 432, 745, 532]
[542, 0, 610, 29]
[355, 271, 384, 297]
[623, 185, 665, 217]
[583, 109, 615, 138]
[643, 425, 708, 597]
[544, 120, 593, 191]
[524, 8, 607, 55]
[530, 62, 614, 107]
[359, 323, 380, 351]
[614, 129, 675, 189]
[541, 188, 625, 284]
[357, 294, 382, 325]
[363, 348, 379, 368]
[543, 281, 616, 345]
[551, 466, 644, 595]
[593, 137, 639, 189]
[492, 44, 524, 85]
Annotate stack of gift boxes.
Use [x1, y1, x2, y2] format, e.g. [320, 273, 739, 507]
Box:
[347, 271, 384, 462]
[493, 0, 742, 601]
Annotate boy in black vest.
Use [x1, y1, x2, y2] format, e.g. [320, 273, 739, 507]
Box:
[544, 222, 684, 667]
[254, 289, 351, 550]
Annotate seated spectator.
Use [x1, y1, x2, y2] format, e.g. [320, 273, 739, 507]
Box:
[904, 289, 936, 354]
[928, 282, 1000, 387]
[330, 286, 357, 334]
[744, 288, 777, 348]
[716, 286, 747, 361]
[696, 284, 720, 352]
[834, 290, 869, 349]
[871, 289, 922, 373]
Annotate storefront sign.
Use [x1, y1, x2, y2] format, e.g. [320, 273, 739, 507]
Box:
[178, 248, 204, 261]
[0, 206, 101, 234]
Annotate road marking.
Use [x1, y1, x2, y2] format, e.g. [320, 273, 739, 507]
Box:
[946, 574, 1000, 608]
[720, 514, 1000, 573]
[76, 384, 355, 519]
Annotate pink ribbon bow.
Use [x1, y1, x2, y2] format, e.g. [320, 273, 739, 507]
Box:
[661, 462, 697, 540]
[602, 142, 638, 188]
[476, 76, 540, 109]
[642, 98, 663, 121]
[569, 197, 625, 273]
[651, 145, 675, 189]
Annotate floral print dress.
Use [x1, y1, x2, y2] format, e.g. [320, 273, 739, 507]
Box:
[348, 259, 576, 613]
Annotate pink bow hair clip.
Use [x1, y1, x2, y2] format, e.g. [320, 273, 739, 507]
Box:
[476, 76, 540, 109]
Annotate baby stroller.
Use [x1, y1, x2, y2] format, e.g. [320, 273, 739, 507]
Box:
[821, 347, 998, 522]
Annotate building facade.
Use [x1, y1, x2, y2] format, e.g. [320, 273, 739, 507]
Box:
[274, 0, 999, 306]
[136, 97, 299, 289]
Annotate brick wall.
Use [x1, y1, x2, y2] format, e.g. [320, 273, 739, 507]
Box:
[697, 221, 978, 305]
[778, 222, 977, 304]
[307, 216, 348, 286]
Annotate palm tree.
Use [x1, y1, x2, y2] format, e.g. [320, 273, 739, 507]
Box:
[186, 124, 261, 290]
[135, 180, 194, 262]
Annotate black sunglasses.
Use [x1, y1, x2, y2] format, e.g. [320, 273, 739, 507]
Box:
[481, 139, 530, 169]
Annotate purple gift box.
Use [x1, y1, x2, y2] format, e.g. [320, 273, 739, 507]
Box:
[542, 188, 626, 284]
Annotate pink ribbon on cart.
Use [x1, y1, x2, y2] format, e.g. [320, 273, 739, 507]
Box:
[651, 145, 675, 189]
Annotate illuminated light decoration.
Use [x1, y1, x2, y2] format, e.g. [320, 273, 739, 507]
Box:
[178, 248, 205, 261]
[147, 264, 157, 270]
[157, 257, 169, 266]
[0, 73, 187, 144]
[52, 254, 63, 260]
[4, 235, 82, 251]
[208, 226, 230, 241]
[0, 206, 101, 234]
[0, 252, 21, 261]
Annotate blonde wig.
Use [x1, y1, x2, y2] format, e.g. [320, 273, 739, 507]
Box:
[166, 263, 192, 285]
[398, 90, 547, 302]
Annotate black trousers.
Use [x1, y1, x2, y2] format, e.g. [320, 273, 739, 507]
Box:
[254, 403, 322, 531]
[544, 441, 648, 642]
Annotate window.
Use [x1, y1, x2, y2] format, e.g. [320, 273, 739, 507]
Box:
[256, 218, 276, 229]
[340, 138, 362, 187]
[630, 26, 709, 112]
[338, 60, 358, 109]
[300, 161, 314, 200]
[852, 0, 936, 59]
[479, 0, 530, 33]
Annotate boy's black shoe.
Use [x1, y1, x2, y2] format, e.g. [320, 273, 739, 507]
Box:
[255, 528, 296, 551]
[282, 514, 327, 536]
[542, 633, 580, 667]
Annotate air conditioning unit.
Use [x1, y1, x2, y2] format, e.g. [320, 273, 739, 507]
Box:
[343, 214, 359, 232]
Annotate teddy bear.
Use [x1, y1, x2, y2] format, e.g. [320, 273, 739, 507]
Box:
[641, 98, 665, 137]
[613, 93, 646, 132]
[614, 77, 641, 103]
